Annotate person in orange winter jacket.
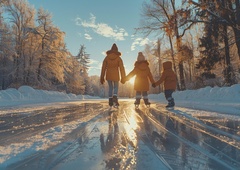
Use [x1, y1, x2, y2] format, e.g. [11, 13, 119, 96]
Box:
[124, 52, 155, 106]
[100, 43, 126, 107]
[152, 61, 177, 108]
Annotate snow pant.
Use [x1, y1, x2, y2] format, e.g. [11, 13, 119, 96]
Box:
[107, 80, 119, 97]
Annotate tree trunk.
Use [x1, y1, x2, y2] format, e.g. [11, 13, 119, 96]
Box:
[172, 0, 185, 90]
[38, 38, 45, 82]
[178, 61, 185, 90]
[37, 58, 42, 81]
[168, 35, 180, 90]
[176, 35, 186, 90]
[233, 28, 240, 59]
[157, 38, 162, 93]
[235, 0, 240, 59]
[223, 22, 232, 85]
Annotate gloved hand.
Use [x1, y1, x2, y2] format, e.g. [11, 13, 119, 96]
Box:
[152, 83, 156, 88]
[121, 78, 125, 84]
[100, 77, 105, 84]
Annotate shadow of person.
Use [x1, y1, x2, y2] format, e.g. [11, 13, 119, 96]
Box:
[100, 111, 121, 169]
[163, 117, 180, 151]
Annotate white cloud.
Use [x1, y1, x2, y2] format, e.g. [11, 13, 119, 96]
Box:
[84, 33, 92, 40]
[75, 14, 128, 41]
[131, 37, 150, 51]
[101, 51, 107, 56]
[87, 59, 102, 73]
[88, 58, 98, 65]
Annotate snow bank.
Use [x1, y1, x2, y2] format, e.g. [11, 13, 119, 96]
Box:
[0, 86, 99, 107]
[0, 84, 239, 112]
[149, 84, 240, 115]
[149, 84, 240, 102]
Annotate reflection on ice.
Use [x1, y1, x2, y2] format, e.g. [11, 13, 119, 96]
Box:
[99, 109, 138, 169]
[2, 101, 239, 170]
[124, 114, 138, 149]
[136, 107, 240, 170]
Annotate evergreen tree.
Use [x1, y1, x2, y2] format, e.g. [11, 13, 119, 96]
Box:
[195, 0, 238, 86]
[197, 22, 221, 73]
[76, 45, 90, 75]
[64, 55, 85, 94]
[76, 45, 93, 95]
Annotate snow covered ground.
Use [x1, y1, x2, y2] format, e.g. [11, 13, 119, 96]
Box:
[0, 86, 100, 108]
[1, 85, 240, 115]
[149, 84, 240, 115]
[0, 85, 240, 169]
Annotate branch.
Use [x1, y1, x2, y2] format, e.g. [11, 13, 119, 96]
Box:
[179, 22, 195, 37]
[190, 0, 236, 28]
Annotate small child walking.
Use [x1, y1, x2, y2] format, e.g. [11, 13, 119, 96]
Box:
[152, 61, 177, 108]
[100, 43, 126, 107]
[124, 52, 155, 106]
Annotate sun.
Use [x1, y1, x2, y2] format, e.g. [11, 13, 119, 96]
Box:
[129, 77, 135, 85]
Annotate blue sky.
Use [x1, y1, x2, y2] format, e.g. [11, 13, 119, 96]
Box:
[28, 0, 154, 76]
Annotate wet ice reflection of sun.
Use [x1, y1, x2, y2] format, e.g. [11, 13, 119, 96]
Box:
[128, 115, 138, 131]
[124, 111, 139, 148]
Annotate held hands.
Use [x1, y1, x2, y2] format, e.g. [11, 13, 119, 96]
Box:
[152, 83, 156, 88]
[121, 77, 126, 84]
[100, 77, 105, 84]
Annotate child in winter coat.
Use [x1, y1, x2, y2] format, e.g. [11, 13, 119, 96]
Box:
[124, 52, 155, 106]
[152, 61, 177, 108]
[100, 43, 126, 107]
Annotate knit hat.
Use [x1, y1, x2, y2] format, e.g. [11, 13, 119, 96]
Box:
[106, 43, 121, 56]
[137, 52, 145, 61]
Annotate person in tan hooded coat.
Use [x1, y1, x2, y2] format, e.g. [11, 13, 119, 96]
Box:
[124, 52, 155, 106]
[100, 43, 126, 107]
[152, 61, 177, 108]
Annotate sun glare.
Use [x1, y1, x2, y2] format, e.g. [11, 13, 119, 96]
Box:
[129, 77, 135, 85]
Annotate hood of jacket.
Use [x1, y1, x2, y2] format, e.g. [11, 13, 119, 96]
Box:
[106, 53, 119, 60]
[134, 60, 149, 71]
[163, 61, 172, 70]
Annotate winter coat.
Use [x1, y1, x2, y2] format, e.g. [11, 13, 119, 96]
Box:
[100, 53, 126, 82]
[155, 61, 177, 90]
[125, 60, 155, 91]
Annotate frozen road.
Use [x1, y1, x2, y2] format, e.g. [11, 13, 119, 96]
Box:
[0, 99, 239, 170]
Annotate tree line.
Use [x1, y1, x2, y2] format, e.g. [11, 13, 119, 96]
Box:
[1, 0, 240, 97]
[0, 0, 93, 95]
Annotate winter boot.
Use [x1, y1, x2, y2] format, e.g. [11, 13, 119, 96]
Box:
[166, 98, 175, 108]
[113, 95, 119, 106]
[144, 99, 151, 106]
[134, 98, 140, 105]
[109, 97, 113, 106]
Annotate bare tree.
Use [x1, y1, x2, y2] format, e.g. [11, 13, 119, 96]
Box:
[35, 7, 67, 88]
[4, 0, 35, 84]
[136, 0, 193, 90]
[0, 10, 14, 89]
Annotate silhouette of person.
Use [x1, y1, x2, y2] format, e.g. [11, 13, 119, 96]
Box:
[123, 52, 155, 106]
[100, 43, 126, 107]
